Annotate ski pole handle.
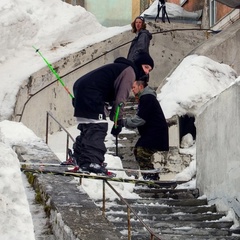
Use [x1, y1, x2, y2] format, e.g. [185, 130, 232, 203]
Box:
[114, 102, 123, 128]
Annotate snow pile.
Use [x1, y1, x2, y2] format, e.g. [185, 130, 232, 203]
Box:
[0, 0, 105, 63]
[158, 55, 237, 119]
[0, 121, 37, 240]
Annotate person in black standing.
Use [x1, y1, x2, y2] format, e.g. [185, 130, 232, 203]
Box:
[121, 79, 169, 180]
[127, 16, 152, 62]
[71, 52, 154, 175]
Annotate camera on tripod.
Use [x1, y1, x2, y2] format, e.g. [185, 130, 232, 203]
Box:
[155, 0, 170, 23]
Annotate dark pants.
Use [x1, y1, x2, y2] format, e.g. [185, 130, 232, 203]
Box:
[73, 122, 108, 166]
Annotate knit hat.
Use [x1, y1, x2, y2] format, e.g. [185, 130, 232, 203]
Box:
[133, 52, 154, 80]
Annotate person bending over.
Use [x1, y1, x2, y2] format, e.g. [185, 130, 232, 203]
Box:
[71, 52, 154, 175]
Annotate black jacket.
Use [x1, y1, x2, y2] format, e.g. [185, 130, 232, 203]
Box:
[73, 57, 137, 120]
[124, 86, 169, 151]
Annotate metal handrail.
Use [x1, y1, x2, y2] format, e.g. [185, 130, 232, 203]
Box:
[103, 180, 162, 240]
[45, 111, 161, 239]
[46, 111, 75, 161]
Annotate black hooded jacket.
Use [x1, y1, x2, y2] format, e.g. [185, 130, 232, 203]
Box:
[124, 86, 169, 151]
[73, 57, 138, 121]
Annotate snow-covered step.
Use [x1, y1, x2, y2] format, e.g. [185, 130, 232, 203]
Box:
[130, 233, 240, 240]
[106, 212, 227, 222]
[104, 188, 238, 239]
[107, 203, 217, 215]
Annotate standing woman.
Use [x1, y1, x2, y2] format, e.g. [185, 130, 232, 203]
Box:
[127, 16, 152, 62]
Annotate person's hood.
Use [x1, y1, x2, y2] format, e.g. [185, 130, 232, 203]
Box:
[138, 29, 152, 40]
[114, 57, 140, 79]
[114, 57, 135, 67]
[139, 86, 156, 98]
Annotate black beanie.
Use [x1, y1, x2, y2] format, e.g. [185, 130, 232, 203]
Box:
[133, 52, 154, 80]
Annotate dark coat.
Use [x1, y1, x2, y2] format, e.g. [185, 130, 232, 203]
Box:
[127, 29, 152, 62]
[73, 57, 137, 121]
[125, 87, 169, 151]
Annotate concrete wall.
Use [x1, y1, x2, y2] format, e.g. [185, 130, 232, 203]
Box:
[196, 82, 240, 220]
[192, 19, 240, 75]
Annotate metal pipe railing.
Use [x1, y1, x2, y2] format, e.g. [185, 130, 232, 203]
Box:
[103, 180, 161, 240]
[46, 111, 75, 161]
[45, 111, 161, 239]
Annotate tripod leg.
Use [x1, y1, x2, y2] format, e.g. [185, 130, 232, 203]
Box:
[162, 6, 170, 23]
[164, 6, 170, 23]
[155, 3, 162, 22]
[162, 6, 165, 23]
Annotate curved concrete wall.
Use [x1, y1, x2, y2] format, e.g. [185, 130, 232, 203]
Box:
[191, 19, 240, 75]
[196, 82, 240, 220]
[13, 23, 207, 137]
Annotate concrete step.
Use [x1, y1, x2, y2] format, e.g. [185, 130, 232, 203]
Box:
[113, 223, 234, 237]
[106, 204, 217, 215]
[133, 187, 200, 199]
[130, 233, 240, 240]
[106, 212, 226, 222]
[36, 236, 56, 240]
[110, 220, 233, 230]
[128, 226, 232, 236]
[115, 197, 208, 206]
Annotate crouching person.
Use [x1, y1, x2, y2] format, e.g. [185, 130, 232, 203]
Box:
[121, 79, 169, 180]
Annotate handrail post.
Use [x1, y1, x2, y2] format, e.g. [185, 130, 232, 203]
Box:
[102, 180, 106, 217]
[46, 111, 49, 144]
[66, 135, 70, 162]
[127, 207, 131, 240]
[45, 111, 75, 162]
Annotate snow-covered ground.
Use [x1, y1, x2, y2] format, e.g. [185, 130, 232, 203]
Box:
[0, 0, 239, 239]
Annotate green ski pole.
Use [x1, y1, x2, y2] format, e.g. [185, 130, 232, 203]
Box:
[33, 46, 74, 99]
[114, 102, 123, 156]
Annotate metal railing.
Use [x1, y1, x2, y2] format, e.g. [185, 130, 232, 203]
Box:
[102, 180, 162, 240]
[45, 111, 75, 161]
[45, 111, 161, 240]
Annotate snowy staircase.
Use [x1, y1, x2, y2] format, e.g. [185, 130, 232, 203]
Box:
[105, 101, 239, 239]
[103, 188, 239, 240]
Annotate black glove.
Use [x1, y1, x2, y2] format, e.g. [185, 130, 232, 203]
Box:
[111, 120, 123, 136]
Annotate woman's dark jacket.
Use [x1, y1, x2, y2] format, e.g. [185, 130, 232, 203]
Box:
[127, 29, 152, 62]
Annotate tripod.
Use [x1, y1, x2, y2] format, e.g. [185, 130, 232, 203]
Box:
[155, 0, 170, 23]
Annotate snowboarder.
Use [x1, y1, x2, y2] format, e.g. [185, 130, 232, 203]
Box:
[71, 52, 154, 175]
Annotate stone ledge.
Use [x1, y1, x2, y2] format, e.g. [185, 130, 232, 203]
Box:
[17, 143, 123, 240]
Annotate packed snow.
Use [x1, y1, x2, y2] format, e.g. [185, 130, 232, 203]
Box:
[0, 0, 239, 239]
